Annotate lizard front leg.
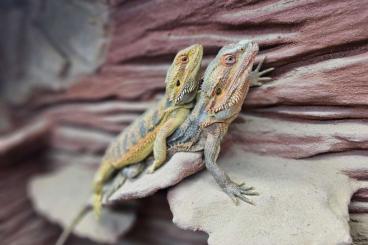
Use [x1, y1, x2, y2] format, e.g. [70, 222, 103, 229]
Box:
[147, 108, 190, 173]
[249, 56, 274, 87]
[204, 124, 258, 205]
[168, 115, 197, 145]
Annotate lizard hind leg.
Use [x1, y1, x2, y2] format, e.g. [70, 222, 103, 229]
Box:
[105, 162, 147, 199]
[122, 162, 146, 178]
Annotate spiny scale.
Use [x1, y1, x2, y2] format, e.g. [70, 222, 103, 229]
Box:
[91, 44, 203, 219]
[102, 102, 168, 166]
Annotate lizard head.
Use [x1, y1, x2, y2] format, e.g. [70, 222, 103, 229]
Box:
[165, 44, 203, 105]
[202, 40, 258, 119]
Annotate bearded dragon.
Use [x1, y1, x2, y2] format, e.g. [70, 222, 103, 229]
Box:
[168, 40, 273, 204]
[55, 44, 203, 245]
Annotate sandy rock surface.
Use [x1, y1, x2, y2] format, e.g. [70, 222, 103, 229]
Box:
[107, 152, 203, 203]
[168, 146, 368, 245]
[29, 164, 136, 244]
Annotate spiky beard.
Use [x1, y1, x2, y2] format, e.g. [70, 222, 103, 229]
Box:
[208, 79, 248, 114]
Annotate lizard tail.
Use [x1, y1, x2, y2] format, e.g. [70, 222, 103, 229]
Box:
[92, 161, 116, 218]
[55, 205, 91, 245]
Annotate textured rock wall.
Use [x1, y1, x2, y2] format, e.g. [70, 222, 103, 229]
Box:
[1, 0, 368, 244]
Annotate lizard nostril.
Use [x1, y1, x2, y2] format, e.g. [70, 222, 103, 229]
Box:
[176, 80, 180, 86]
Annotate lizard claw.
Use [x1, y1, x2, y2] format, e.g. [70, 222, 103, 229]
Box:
[249, 56, 274, 87]
[254, 55, 265, 72]
[258, 67, 274, 76]
[222, 180, 258, 206]
[147, 160, 161, 174]
[147, 165, 156, 174]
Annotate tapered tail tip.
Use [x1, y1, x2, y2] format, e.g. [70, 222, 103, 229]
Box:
[93, 194, 102, 219]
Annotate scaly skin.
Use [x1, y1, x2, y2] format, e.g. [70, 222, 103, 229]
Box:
[92, 44, 203, 216]
[55, 44, 203, 245]
[169, 40, 273, 205]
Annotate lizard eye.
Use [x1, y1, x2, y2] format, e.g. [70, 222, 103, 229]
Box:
[180, 55, 188, 63]
[222, 54, 236, 65]
[215, 87, 222, 95]
[176, 80, 180, 86]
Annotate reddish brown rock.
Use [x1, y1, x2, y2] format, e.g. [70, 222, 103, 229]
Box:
[0, 119, 50, 165]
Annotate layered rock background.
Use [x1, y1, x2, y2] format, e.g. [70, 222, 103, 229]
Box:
[1, 0, 367, 244]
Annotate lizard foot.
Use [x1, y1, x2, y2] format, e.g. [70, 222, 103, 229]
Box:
[222, 180, 259, 205]
[122, 163, 146, 179]
[147, 160, 161, 174]
[249, 56, 274, 87]
[105, 164, 146, 197]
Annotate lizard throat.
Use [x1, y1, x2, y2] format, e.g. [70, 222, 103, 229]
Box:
[174, 82, 197, 104]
